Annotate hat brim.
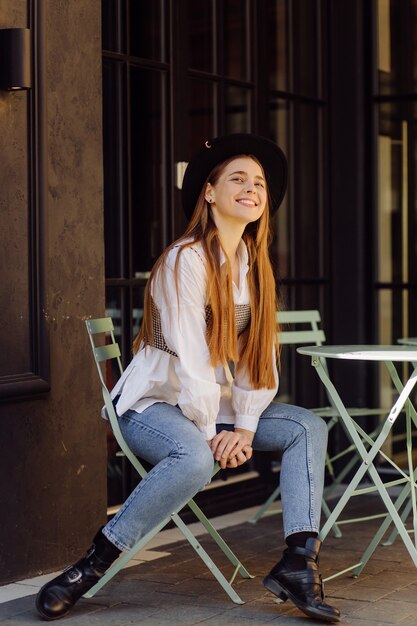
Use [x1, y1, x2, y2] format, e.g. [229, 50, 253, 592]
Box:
[181, 133, 288, 220]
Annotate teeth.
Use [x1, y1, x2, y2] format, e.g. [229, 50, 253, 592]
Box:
[238, 200, 256, 206]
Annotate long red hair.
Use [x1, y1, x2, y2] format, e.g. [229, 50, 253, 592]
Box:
[133, 155, 280, 389]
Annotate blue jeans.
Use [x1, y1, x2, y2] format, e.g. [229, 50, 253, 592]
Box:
[103, 402, 328, 551]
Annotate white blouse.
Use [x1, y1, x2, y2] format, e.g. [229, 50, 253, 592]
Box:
[110, 239, 279, 440]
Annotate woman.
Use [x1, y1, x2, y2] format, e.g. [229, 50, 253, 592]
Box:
[36, 134, 340, 623]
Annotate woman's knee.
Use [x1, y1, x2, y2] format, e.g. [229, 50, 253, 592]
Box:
[183, 443, 214, 489]
[311, 412, 328, 442]
[297, 408, 328, 443]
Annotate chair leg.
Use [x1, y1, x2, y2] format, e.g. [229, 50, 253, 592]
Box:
[187, 499, 253, 581]
[321, 499, 342, 538]
[85, 509, 246, 605]
[324, 450, 336, 482]
[352, 466, 417, 577]
[83, 518, 169, 598]
[248, 484, 282, 524]
[170, 511, 245, 604]
[383, 494, 413, 546]
[324, 452, 359, 498]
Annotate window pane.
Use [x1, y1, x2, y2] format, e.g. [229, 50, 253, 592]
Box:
[376, 101, 417, 343]
[410, 291, 417, 339]
[286, 285, 325, 318]
[102, 0, 125, 53]
[187, 78, 215, 153]
[292, 103, 321, 278]
[130, 67, 166, 273]
[267, 0, 288, 91]
[187, 0, 214, 72]
[377, 0, 417, 95]
[103, 60, 126, 279]
[225, 86, 250, 133]
[376, 101, 415, 285]
[377, 290, 396, 417]
[224, 0, 249, 80]
[268, 0, 319, 96]
[271, 101, 322, 281]
[269, 99, 290, 276]
[378, 289, 395, 344]
[133, 286, 147, 338]
[130, 0, 165, 61]
[291, 0, 319, 97]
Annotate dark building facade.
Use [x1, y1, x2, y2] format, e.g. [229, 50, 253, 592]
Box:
[0, 1, 107, 584]
[1, 0, 416, 584]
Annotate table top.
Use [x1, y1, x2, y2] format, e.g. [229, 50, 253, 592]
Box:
[398, 338, 417, 346]
[296, 345, 417, 361]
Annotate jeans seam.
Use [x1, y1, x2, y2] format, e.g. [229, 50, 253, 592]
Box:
[106, 416, 186, 538]
[105, 450, 183, 540]
[257, 413, 316, 531]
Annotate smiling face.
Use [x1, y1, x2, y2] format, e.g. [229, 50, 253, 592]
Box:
[205, 156, 267, 229]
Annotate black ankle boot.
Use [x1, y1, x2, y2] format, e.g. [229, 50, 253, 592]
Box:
[263, 537, 340, 623]
[36, 529, 121, 621]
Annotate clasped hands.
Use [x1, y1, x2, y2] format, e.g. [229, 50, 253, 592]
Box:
[208, 428, 254, 469]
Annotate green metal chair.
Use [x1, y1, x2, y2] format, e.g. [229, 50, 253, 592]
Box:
[249, 310, 385, 532]
[84, 317, 252, 604]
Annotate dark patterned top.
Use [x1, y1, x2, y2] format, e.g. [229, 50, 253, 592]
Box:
[150, 299, 251, 357]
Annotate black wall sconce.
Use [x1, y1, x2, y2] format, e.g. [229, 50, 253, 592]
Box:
[0, 28, 31, 91]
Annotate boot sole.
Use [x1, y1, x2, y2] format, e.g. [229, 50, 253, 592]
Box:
[263, 575, 341, 623]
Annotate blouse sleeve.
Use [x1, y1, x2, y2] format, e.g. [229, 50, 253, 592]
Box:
[232, 345, 279, 433]
[152, 246, 220, 440]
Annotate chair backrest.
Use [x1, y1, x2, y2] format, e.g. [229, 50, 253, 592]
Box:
[277, 309, 336, 408]
[85, 317, 146, 477]
[86, 316, 123, 381]
[277, 309, 326, 347]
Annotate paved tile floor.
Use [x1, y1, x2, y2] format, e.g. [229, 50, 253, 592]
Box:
[1, 495, 417, 625]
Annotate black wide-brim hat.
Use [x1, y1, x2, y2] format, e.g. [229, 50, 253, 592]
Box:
[181, 133, 288, 220]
